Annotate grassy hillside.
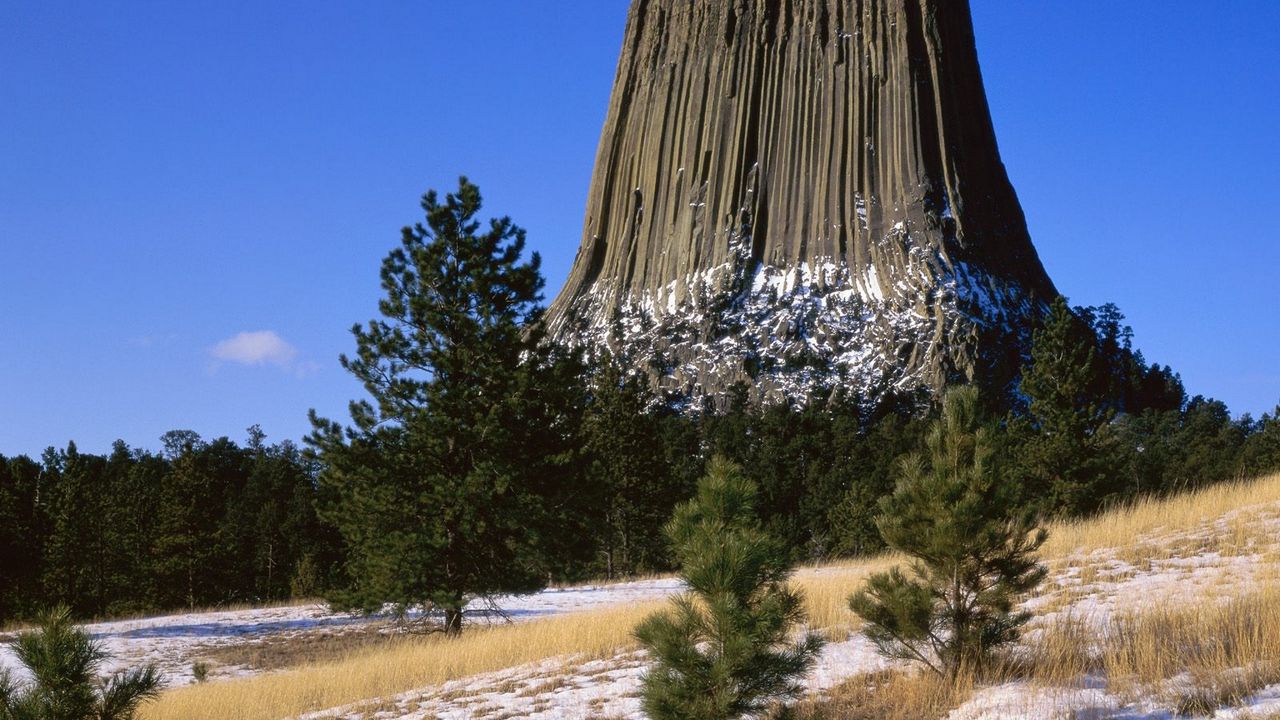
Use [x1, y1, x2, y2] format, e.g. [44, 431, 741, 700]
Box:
[141, 472, 1280, 720]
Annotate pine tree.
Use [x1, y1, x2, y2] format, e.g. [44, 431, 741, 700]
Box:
[98, 442, 155, 616]
[636, 457, 823, 720]
[748, 402, 836, 557]
[849, 386, 1047, 677]
[41, 443, 112, 617]
[0, 606, 161, 720]
[151, 434, 233, 611]
[220, 429, 323, 602]
[0, 455, 43, 624]
[308, 177, 585, 634]
[827, 411, 928, 557]
[582, 353, 682, 577]
[120, 449, 169, 609]
[1243, 406, 1280, 478]
[1168, 397, 1250, 489]
[1016, 297, 1119, 514]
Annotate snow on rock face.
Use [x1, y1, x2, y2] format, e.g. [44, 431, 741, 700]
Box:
[553, 229, 1044, 408]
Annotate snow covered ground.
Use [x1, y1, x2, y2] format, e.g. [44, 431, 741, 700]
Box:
[0, 578, 684, 687]
[2, 501, 1279, 718]
[0, 601, 365, 685]
[297, 636, 891, 720]
[949, 681, 1280, 720]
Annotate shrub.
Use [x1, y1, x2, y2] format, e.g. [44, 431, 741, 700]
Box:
[636, 457, 823, 719]
[849, 386, 1047, 677]
[0, 606, 162, 719]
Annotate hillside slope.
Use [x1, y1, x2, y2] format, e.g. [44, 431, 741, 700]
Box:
[105, 472, 1280, 720]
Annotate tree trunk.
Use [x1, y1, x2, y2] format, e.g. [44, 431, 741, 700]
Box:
[443, 605, 463, 636]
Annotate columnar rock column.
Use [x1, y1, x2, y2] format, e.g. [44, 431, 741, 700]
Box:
[549, 0, 1057, 406]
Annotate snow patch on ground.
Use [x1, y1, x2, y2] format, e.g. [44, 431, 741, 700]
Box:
[0, 578, 684, 688]
[298, 499, 1280, 719]
[947, 682, 1117, 720]
[949, 681, 1280, 720]
[301, 634, 892, 720]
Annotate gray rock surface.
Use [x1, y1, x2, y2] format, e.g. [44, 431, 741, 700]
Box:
[548, 0, 1058, 406]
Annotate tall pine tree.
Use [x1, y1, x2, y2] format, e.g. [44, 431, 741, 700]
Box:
[308, 178, 584, 634]
[41, 444, 112, 616]
[582, 353, 682, 577]
[150, 436, 221, 611]
[0, 454, 43, 623]
[1015, 297, 1119, 514]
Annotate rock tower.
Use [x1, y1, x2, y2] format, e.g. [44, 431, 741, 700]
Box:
[548, 0, 1057, 405]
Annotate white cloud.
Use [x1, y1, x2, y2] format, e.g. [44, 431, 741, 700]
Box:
[210, 330, 299, 368]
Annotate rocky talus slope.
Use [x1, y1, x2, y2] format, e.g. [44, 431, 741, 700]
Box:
[547, 0, 1058, 405]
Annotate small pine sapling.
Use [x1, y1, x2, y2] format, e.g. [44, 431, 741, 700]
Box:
[636, 456, 823, 720]
[849, 386, 1047, 677]
[0, 606, 162, 720]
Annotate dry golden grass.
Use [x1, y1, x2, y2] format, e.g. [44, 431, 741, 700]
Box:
[791, 472, 1280, 720]
[805, 582, 1280, 720]
[794, 668, 977, 720]
[199, 621, 403, 673]
[140, 562, 890, 720]
[1017, 613, 1098, 688]
[1019, 583, 1280, 715]
[1102, 584, 1280, 710]
[140, 602, 661, 720]
[1041, 472, 1280, 561]
[141, 471, 1280, 720]
[1236, 712, 1280, 720]
[792, 555, 899, 637]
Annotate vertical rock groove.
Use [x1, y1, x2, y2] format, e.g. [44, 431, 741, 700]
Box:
[549, 0, 1058, 406]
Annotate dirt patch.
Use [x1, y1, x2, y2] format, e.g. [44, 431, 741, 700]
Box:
[197, 620, 409, 672]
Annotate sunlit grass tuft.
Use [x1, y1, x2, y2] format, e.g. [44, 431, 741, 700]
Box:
[794, 667, 977, 720]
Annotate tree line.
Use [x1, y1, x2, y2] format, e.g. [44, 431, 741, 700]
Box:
[4, 178, 1279, 629]
[0, 430, 342, 623]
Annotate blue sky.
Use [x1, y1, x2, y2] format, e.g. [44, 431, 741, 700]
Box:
[2, 1, 1277, 457]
